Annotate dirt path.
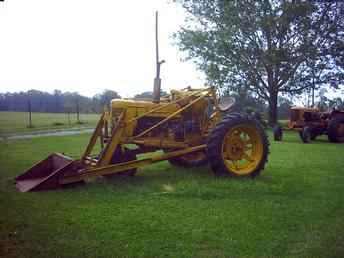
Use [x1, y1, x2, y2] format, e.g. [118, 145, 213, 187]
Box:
[0, 128, 94, 141]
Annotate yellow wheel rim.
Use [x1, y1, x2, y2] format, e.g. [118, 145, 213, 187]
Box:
[221, 124, 264, 175]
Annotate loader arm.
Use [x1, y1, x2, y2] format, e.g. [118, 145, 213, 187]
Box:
[97, 110, 126, 166]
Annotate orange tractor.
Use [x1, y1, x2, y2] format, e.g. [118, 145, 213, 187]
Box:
[273, 107, 344, 143]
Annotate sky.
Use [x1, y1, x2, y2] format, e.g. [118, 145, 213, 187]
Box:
[0, 0, 205, 98]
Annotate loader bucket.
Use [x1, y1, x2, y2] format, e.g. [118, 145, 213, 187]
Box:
[15, 153, 81, 192]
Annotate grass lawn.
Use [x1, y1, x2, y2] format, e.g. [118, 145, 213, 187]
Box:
[0, 111, 100, 136]
[0, 131, 343, 257]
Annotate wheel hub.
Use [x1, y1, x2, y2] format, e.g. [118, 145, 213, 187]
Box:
[226, 138, 244, 160]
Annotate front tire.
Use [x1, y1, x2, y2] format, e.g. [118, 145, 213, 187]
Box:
[273, 125, 283, 141]
[206, 113, 269, 178]
[167, 151, 208, 167]
[300, 126, 311, 143]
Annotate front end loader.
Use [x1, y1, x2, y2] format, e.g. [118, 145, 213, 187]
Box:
[15, 87, 270, 192]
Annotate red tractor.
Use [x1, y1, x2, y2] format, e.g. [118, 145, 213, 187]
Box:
[273, 107, 344, 143]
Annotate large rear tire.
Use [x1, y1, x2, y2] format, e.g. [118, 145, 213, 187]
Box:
[328, 116, 344, 143]
[206, 113, 269, 178]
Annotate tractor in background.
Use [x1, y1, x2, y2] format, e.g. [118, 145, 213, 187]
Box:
[273, 106, 344, 143]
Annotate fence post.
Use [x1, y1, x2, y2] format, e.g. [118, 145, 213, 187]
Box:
[28, 99, 32, 128]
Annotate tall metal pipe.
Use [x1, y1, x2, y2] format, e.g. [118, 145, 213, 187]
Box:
[153, 11, 164, 104]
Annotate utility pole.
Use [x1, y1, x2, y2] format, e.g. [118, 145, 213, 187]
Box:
[311, 67, 315, 108]
[152, 11, 165, 104]
[312, 81, 315, 108]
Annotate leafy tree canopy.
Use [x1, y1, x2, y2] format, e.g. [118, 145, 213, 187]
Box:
[93, 90, 121, 109]
[175, 0, 344, 124]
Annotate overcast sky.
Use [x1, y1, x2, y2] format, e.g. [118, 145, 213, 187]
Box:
[0, 0, 205, 97]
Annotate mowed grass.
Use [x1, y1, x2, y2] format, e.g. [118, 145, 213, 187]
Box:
[0, 111, 100, 136]
[0, 131, 344, 257]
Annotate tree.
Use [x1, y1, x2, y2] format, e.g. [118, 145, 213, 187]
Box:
[93, 90, 121, 109]
[329, 97, 344, 109]
[53, 90, 64, 113]
[175, 0, 344, 124]
[228, 89, 267, 114]
[317, 88, 328, 110]
[277, 96, 293, 120]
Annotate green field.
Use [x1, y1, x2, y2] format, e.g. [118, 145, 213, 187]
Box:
[0, 111, 100, 136]
[0, 131, 343, 257]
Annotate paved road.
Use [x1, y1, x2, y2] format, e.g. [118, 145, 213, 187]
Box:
[0, 128, 94, 141]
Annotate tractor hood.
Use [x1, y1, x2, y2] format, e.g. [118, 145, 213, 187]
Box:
[111, 99, 158, 110]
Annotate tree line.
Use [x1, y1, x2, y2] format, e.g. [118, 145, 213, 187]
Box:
[0, 89, 121, 113]
[1, 87, 343, 121]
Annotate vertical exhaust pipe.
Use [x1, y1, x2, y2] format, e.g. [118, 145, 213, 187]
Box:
[153, 11, 165, 104]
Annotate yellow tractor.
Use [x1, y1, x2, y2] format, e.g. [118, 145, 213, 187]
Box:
[16, 87, 269, 192]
